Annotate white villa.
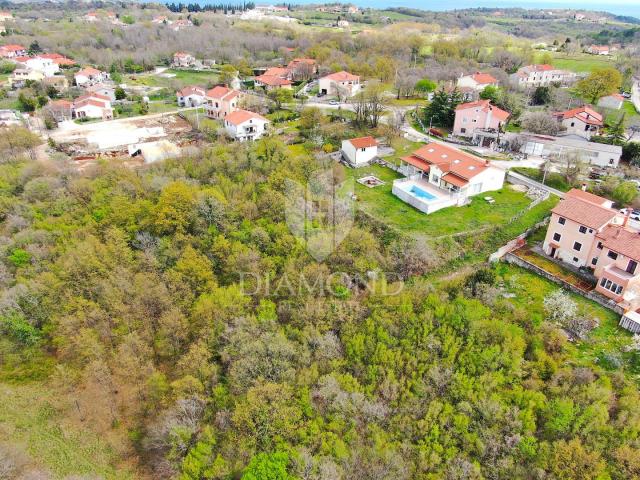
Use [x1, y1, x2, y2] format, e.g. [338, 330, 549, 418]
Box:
[341, 136, 378, 167]
[176, 86, 206, 107]
[224, 109, 269, 141]
[392, 143, 505, 214]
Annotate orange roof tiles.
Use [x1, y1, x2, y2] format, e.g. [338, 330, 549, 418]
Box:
[225, 109, 268, 126]
[597, 226, 640, 261]
[551, 195, 618, 230]
[322, 71, 359, 82]
[565, 188, 610, 206]
[470, 72, 497, 84]
[408, 142, 491, 181]
[256, 74, 292, 86]
[348, 136, 377, 148]
[455, 99, 510, 122]
[206, 85, 240, 100]
[553, 106, 603, 126]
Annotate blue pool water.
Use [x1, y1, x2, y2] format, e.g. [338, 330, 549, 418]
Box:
[409, 185, 437, 201]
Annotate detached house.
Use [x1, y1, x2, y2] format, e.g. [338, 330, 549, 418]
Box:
[341, 136, 378, 167]
[286, 58, 317, 81]
[45, 99, 73, 122]
[319, 71, 360, 97]
[12, 55, 60, 77]
[205, 85, 242, 119]
[224, 109, 269, 141]
[392, 142, 505, 214]
[456, 72, 499, 100]
[0, 44, 26, 58]
[511, 64, 576, 89]
[173, 51, 196, 68]
[72, 93, 113, 120]
[587, 45, 614, 55]
[552, 105, 603, 140]
[255, 67, 292, 90]
[74, 67, 109, 87]
[453, 100, 510, 138]
[176, 86, 206, 107]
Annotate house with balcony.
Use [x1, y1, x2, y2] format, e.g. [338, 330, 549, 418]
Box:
[74, 67, 110, 87]
[0, 44, 26, 58]
[224, 109, 269, 141]
[392, 142, 505, 214]
[453, 100, 510, 139]
[552, 106, 603, 140]
[205, 86, 242, 119]
[456, 72, 499, 100]
[172, 51, 196, 68]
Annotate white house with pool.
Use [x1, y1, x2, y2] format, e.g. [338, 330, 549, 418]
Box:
[392, 143, 505, 214]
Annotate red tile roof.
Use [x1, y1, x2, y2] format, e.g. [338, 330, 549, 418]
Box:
[263, 66, 289, 77]
[402, 142, 492, 184]
[206, 85, 240, 100]
[551, 194, 618, 230]
[553, 105, 603, 126]
[597, 226, 640, 261]
[225, 109, 268, 126]
[470, 72, 498, 85]
[348, 136, 377, 148]
[76, 92, 111, 102]
[177, 85, 205, 97]
[322, 71, 359, 82]
[455, 99, 510, 122]
[75, 66, 102, 77]
[0, 44, 25, 52]
[256, 74, 292, 86]
[565, 188, 610, 206]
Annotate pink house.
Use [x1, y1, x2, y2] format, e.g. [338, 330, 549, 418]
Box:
[453, 100, 510, 138]
[205, 86, 242, 119]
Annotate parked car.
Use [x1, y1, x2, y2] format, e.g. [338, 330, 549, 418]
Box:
[429, 128, 444, 138]
[622, 92, 632, 99]
[329, 99, 339, 105]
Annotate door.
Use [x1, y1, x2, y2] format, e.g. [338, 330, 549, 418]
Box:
[550, 247, 557, 258]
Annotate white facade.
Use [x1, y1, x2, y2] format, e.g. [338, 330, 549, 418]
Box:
[511, 65, 576, 89]
[15, 57, 59, 77]
[341, 138, 378, 166]
[224, 111, 269, 141]
[319, 72, 361, 97]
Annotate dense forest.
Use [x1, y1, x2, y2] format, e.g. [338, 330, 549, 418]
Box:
[0, 127, 639, 479]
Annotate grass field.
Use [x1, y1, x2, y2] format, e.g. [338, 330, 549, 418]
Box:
[0, 382, 137, 479]
[343, 163, 555, 238]
[535, 52, 616, 73]
[496, 263, 639, 378]
[511, 166, 573, 192]
[125, 69, 219, 89]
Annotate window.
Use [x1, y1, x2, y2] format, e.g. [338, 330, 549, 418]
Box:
[573, 242, 582, 251]
[570, 122, 575, 127]
[558, 217, 566, 225]
[597, 241, 603, 249]
[553, 233, 561, 242]
[573, 257, 579, 262]
[600, 277, 624, 295]
[591, 257, 598, 266]
[608, 250, 618, 260]
[461, 128, 466, 133]
[579, 226, 587, 234]
[627, 260, 638, 275]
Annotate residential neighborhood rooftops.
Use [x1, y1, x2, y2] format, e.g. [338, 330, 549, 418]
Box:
[455, 99, 511, 121]
[225, 109, 268, 125]
[551, 188, 617, 229]
[322, 71, 359, 81]
[347, 136, 377, 149]
[1, 44, 25, 51]
[256, 74, 292, 86]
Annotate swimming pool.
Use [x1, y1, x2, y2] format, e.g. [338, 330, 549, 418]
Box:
[409, 185, 437, 201]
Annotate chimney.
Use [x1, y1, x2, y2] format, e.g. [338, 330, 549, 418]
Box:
[581, 183, 587, 191]
[623, 208, 630, 228]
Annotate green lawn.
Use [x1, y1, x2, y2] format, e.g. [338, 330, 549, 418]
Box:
[125, 69, 220, 89]
[0, 382, 137, 479]
[511, 166, 573, 192]
[535, 52, 616, 73]
[496, 263, 639, 378]
[343, 163, 555, 238]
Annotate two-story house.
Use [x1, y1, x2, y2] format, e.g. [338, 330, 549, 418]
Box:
[552, 106, 603, 140]
[318, 71, 361, 98]
[74, 67, 110, 87]
[453, 100, 510, 138]
[205, 86, 242, 119]
[224, 109, 269, 141]
[456, 72, 499, 101]
[176, 86, 206, 107]
[543, 188, 621, 268]
[341, 136, 378, 166]
[511, 64, 576, 89]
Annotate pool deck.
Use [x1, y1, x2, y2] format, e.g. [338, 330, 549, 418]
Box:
[392, 176, 460, 214]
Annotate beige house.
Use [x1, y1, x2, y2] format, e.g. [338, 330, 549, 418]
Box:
[453, 100, 510, 138]
[172, 51, 196, 68]
[552, 106, 603, 140]
[543, 188, 640, 309]
[318, 71, 360, 97]
[511, 64, 576, 89]
[205, 86, 242, 119]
